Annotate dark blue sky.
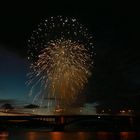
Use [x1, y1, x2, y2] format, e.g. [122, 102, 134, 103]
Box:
[0, 47, 30, 104]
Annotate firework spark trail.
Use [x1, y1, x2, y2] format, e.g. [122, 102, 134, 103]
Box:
[27, 16, 94, 106]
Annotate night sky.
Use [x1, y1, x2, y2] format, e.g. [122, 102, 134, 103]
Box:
[0, 2, 139, 108]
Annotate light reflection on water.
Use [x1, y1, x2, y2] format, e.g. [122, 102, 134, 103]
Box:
[120, 132, 136, 140]
[0, 132, 8, 140]
[0, 131, 140, 140]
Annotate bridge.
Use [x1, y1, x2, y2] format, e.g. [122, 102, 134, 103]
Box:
[0, 114, 138, 131]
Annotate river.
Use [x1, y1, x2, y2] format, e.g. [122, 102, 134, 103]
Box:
[0, 131, 140, 140]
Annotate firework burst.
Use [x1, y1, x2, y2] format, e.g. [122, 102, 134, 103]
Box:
[27, 16, 94, 106]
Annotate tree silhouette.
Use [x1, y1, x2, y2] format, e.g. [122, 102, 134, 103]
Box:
[1, 103, 14, 109]
[24, 104, 39, 109]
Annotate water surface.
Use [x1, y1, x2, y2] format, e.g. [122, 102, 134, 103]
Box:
[0, 131, 140, 140]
